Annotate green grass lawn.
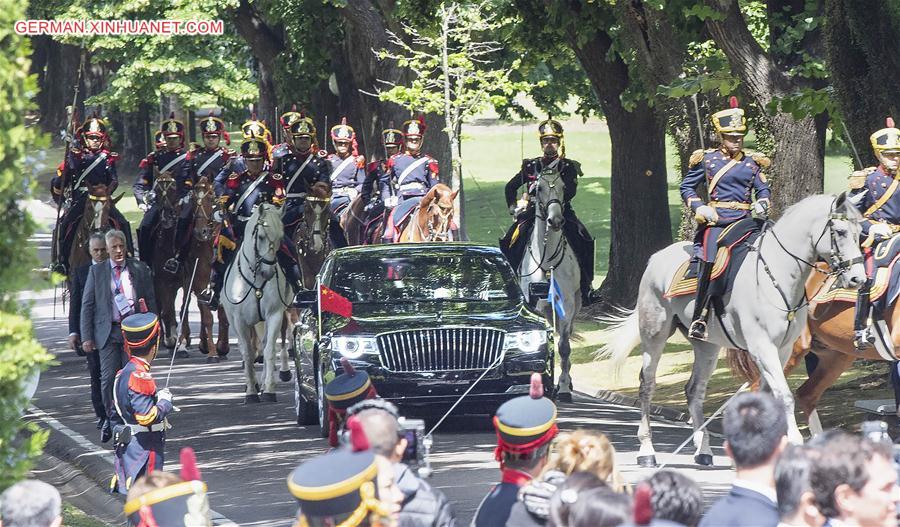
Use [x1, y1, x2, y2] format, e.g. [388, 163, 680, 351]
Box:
[62, 503, 110, 527]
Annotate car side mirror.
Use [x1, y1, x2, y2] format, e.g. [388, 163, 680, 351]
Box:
[295, 288, 318, 309]
[528, 282, 550, 300]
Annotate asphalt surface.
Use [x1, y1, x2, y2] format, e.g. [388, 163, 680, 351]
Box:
[22, 198, 736, 526]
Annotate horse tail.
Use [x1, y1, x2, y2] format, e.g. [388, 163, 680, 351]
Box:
[726, 348, 760, 385]
[595, 308, 640, 372]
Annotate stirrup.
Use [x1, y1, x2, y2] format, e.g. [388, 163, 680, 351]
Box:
[854, 328, 875, 350]
[198, 287, 215, 304]
[689, 319, 708, 340]
[163, 258, 181, 274]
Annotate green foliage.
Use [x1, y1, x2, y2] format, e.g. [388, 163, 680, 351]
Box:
[0, 0, 54, 491]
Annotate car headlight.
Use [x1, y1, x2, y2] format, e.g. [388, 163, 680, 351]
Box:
[331, 336, 378, 359]
[503, 330, 547, 353]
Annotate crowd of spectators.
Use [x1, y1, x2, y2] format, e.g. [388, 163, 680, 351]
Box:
[2, 391, 898, 527]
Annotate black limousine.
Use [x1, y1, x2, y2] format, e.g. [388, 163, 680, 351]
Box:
[290, 243, 554, 434]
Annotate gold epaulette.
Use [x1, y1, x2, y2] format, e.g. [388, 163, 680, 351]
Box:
[750, 152, 771, 168]
[189, 142, 201, 151]
[848, 166, 877, 190]
[689, 149, 713, 167]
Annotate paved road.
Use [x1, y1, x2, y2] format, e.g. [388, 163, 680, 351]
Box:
[22, 284, 737, 526]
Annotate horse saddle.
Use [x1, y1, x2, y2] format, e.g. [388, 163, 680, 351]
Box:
[665, 218, 763, 298]
[814, 236, 900, 308]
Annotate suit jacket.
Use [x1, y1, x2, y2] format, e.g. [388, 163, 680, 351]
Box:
[699, 485, 779, 527]
[68, 263, 91, 336]
[80, 258, 156, 349]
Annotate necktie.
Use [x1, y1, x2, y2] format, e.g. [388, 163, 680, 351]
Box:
[114, 265, 122, 283]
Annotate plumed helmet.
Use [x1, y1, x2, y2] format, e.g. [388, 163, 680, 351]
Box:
[871, 117, 900, 154]
[711, 96, 747, 136]
[401, 116, 426, 138]
[160, 112, 185, 138]
[241, 137, 270, 161]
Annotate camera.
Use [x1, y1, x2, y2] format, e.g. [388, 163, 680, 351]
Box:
[399, 417, 432, 479]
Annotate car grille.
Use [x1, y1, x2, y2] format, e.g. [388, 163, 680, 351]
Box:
[376, 327, 505, 372]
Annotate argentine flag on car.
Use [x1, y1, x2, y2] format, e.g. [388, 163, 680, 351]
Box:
[549, 272, 565, 320]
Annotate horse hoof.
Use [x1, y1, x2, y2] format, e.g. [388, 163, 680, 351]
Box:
[637, 455, 658, 468]
[175, 350, 189, 359]
[279, 370, 292, 382]
[556, 391, 573, 404]
[217, 353, 228, 361]
[287, 347, 297, 360]
[199, 345, 209, 355]
[261, 392, 277, 403]
[244, 394, 261, 404]
[694, 454, 714, 466]
[206, 356, 220, 364]
[254, 355, 264, 364]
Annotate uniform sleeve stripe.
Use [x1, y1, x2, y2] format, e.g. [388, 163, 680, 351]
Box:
[134, 407, 158, 425]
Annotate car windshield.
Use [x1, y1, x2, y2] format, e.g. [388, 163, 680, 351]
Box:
[330, 252, 520, 304]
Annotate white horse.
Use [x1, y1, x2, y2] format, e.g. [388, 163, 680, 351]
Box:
[599, 193, 866, 466]
[222, 203, 293, 403]
[519, 168, 581, 401]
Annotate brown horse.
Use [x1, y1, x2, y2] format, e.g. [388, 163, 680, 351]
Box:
[148, 172, 184, 351]
[66, 190, 121, 279]
[178, 176, 230, 362]
[293, 181, 334, 288]
[728, 264, 896, 435]
[398, 184, 457, 243]
[341, 195, 369, 246]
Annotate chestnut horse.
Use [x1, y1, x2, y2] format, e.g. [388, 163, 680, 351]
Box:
[729, 264, 900, 435]
[148, 172, 184, 351]
[66, 191, 121, 279]
[398, 184, 457, 243]
[178, 176, 230, 362]
[293, 181, 335, 288]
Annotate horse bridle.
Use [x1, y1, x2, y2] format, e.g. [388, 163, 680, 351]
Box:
[154, 174, 179, 226]
[522, 171, 567, 275]
[192, 181, 217, 242]
[298, 195, 332, 252]
[416, 199, 453, 242]
[755, 198, 864, 322]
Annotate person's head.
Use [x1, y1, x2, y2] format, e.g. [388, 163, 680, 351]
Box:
[0, 480, 62, 527]
[776, 444, 825, 527]
[202, 133, 221, 150]
[567, 486, 631, 527]
[547, 472, 607, 527]
[504, 443, 552, 477]
[494, 374, 558, 478]
[540, 136, 560, 158]
[126, 471, 182, 503]
[124, 471, 210, 527]
[84, 134, 103, 151]
[720, 133, 744, 156]
[89, 231, 108, 263]
[122, 312, 161, 361]
[292, 134, 312, 153]
[644, 469, 704, 527]
[79, 117, 107, 152]
[164, 134, 180, 151]
[711, 97, 747, 157]
[879, 150, 900, 174]
[548, 430, 622, 490]
[871, 118, 900, 174]
[374, 455, 402, 525]
[354, 404, 406, 464]
[404, 136, 422, 154]
[537, 118, 564, 158]
[401, 118, 425, 155]
[331, 120, 355, 158]
[241, 138, 268, 175]
[722, 392, 788, 470]
[105, 229, 127, 264]
[810, 432, 897, 526]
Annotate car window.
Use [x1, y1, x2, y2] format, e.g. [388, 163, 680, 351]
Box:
[331, 253, 519, 304]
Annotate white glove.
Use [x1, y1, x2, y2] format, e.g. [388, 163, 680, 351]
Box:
[870, 223, 893, 239]
[213, 210, 223, 222]
[754, 199, 770, 219]
[508, 204, 517, 216]
[178, 193, 192, 206]
[138, 203, 150, 212]
[384, 195, 398, 208]
[157, 388, 173, 403]
[695, 205, 719, 225]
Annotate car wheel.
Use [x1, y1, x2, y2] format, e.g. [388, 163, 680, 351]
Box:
[294, 370, 318, 426]
[317, 367, 330, 439]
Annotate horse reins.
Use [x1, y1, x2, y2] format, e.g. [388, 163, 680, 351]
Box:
[519, 170, 567, 277]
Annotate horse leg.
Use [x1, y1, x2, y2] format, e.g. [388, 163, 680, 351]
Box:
[279, 312, 292, 382]
[216, 306, 230, 357]
[235, 320, 260, 403]
[556, 327, 573, 403]
[634, 292, 674, 468]
[261, 317, 281, 401]
[795, 347, 855, 437]
[685, 341, 720, 466]
[751, 341, 803, 444]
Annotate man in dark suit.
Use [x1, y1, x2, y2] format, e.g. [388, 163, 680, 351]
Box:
[81, 229, 156, 443]
[699, 392, 787, 527]
[68, 231, 108, 430]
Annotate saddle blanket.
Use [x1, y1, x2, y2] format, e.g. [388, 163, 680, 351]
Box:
[665, 218, 763, 298]
[814, 235, 900, 310]
[385, 197, 422, 241]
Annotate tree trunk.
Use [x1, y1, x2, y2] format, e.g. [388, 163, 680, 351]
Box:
[705, 0, 827, 213]
[231, 0, 285, 130]
[38, 41, 82, 139]
[824, 0, 900, 167]
[256, 58, 278, 131]
[567, 28, 672, 310]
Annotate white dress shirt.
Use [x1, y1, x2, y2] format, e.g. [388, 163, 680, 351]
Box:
[109, 259, 135, 322]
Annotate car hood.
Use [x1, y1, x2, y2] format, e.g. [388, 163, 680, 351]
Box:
[326, 300, 544, 334]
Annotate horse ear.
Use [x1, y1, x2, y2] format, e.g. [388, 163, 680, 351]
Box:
[113, 192, 124, 204]
[846, 189, 867, 208]
[450, 189, 459, 201]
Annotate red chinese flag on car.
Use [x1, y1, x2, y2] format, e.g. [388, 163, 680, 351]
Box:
[320, 284, 353, 318]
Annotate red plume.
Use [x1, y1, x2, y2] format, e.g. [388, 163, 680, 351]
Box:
[179, 447, 202, 481]
[340, 356, 356, 376]
[417, 114, 425, 126]
[729, 96, 739, 109]
[888, 117, 895, 128]
[341, 116, 348, 125]
[633, 482, 653, 525]
[223, 131, 230, 145]
[346, 416, 369, 452]
[137, 506, 160, 527]
[529, 372, 543, 399]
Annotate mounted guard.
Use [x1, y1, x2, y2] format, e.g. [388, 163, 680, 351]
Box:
[326, 118, 366, 217]
[381, 117, 440, 243]
[51, 115, 132, 274]
[499, 118, 596, 304]
[348, 124, 403, 244]
[848, 117, 900, 349]
[134, 114, 191, 270]
[273, 111, 347, 248]
[679, 97, 771, 340]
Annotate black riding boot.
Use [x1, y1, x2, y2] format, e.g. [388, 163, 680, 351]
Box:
[199, 262, 225, 310]
[853, 280, 875, 350]
[284, 264, 307, 307]
[689, 260, 714, 340]
[330, 215, 348, 248]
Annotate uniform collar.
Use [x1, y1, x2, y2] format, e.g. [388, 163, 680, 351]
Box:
[541, 154, 559, 163]
[719, 148, 744, 161]
[130, 355, 151, 371]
